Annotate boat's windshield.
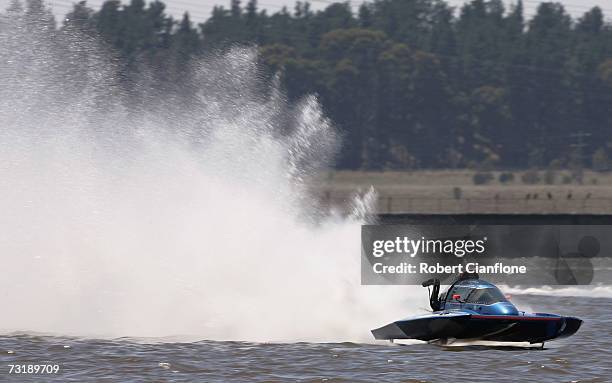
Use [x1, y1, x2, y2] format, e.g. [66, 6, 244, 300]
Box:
[465, 287, 507, 305]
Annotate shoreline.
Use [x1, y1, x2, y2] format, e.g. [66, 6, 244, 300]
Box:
[311, 169, 612, 214]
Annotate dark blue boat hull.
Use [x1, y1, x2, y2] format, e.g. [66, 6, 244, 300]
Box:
[372, 312, 582, 343]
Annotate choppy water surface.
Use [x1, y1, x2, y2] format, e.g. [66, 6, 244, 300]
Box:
[1, 294, 609, 382]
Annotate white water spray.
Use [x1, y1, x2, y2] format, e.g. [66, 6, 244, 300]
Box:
[0, 14, 425, 342]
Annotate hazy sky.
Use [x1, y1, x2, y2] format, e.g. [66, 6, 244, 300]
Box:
[2, 0, 612, 24]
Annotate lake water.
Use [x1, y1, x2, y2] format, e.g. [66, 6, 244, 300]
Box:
[1, 294, 609, 382]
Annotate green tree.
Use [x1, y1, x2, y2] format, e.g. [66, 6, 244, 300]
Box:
[321, 28, 386, 168]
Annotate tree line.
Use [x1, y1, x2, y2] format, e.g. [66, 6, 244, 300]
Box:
[3, 0, 612, 170]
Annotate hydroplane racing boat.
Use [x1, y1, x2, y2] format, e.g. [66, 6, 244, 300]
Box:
[371, 274, 582, 346]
